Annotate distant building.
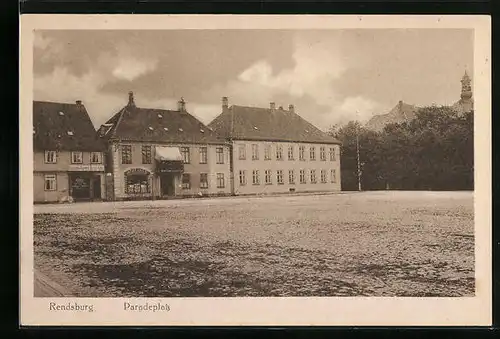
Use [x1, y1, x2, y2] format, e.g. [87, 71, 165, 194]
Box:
[451, 70, 474, 114]
[208, 98, 342, 195]
[33, 101, 106, 203]
[97, 92, 231, 200]
[366, 70, 473, 132]
[364, 100, 419, 132]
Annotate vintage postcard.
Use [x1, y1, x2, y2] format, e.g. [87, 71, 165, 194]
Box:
[20, 15, 491, 326]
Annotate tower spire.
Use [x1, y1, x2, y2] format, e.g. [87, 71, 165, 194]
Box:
[460, 70, 472, 100]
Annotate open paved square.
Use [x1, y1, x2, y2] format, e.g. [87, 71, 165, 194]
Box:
[34, 191, 474, 297]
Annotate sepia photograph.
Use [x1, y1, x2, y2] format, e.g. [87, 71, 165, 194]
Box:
[20, 15, 491, 326]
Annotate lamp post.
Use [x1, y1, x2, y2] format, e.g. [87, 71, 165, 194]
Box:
[356, 111, 362, 192]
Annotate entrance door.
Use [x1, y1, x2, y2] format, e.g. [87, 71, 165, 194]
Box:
[70, 174, 91, 201]
[161, 174, 175, 197]
[92, 175, 102, 200]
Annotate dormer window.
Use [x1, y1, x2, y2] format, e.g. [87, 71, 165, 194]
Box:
[148, 126, 154, 131]
[179, 128, 184, 132]
[253, 126, 258, 130]
[208, 127, 213, 132]
[163, 127, 169, 131]
[158, 114, 163, 118]
[67, 131, 74, 136]
[58, 111, 64, 116]
[33, 128, 35, 134]
[304, 129, 309, 133]
[200, 129, 205, 133]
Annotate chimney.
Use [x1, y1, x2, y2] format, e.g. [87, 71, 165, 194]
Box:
[279, 106, 283, 110]
[222, 96, 229, 109]
[128, 91, 135, 107]
[288, 104, 295, 113]
[75, 100, 82, 106]
[270, 102, 276, 111]
[178, 97, 186, 112]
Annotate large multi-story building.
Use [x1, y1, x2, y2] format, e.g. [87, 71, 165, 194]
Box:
[33, 101, 107, 203]
[208, 98, 342, 195]
[97, 92, 231, 200]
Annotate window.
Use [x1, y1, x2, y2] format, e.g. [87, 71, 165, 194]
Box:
[44, 174, 56, 191]
[321, 169, 327, 183]
[125, 171, 150, 194]
[199, 147, 208, 164]
[252, 144, 259, 160]
[44, 151, 57, 164]
[239, 170, 247, 186]
[252, 170, 260, 185]
[331, 169, 337, 183]
[181, 147, 190, 164]
[299, 146, 305, 161]
[238, 145, 246, 160]
[71, 151, 83, 164]
[142, 146, 152, 164]
[121, 145, 132, 164]
[90, 152, 102, 164]
[264, 144, 271, 160]
[276, 144, 283, 160]
[329, 147, 336, 161]
[182, 173, 191, 189]
[310, 169, 317, 183]
[288, 170, 295, 184]
[200, 173, 208, 189]
[288, 145, 294, 160]
[320, 147, 326, 161]
[277, 170, 284, 184]
[217, 173, 225, 188]
[216, 147, 224, 164]
[299, 170, 306, 184]
[265, 170, 272, 185]
[310, 147, 316, 161]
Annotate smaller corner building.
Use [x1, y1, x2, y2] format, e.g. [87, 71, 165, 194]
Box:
[33, 100, 107, 203]
[97, 92, 231, 201]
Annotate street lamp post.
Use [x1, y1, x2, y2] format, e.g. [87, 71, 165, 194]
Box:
[356, 111, 362, 192]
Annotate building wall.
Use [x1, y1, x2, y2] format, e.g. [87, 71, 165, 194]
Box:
[109, 141, 232, 200]
[231, 140, 341, 195]
[33, 172, 70, 203]
[33, 150, 106, 202]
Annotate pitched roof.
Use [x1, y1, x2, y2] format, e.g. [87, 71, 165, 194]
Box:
[33, 101, 105, 151]
[208, 105, 341, 144]
[98, 104, 224, 145]
[365, 101, 420, 132]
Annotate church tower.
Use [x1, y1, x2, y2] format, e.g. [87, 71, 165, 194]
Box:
[452, 70, 473, 114]
[460, 70, 472, 101]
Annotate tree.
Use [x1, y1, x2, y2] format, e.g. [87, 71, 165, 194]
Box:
[329, 106, 474, 191]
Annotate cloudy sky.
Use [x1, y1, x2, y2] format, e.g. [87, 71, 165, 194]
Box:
[33, 29, 473, 130]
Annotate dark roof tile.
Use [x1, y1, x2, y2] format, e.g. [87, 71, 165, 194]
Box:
[33, 101, 106, 151]
[99, 104, 224, 145]
[208, 105, 341, 144]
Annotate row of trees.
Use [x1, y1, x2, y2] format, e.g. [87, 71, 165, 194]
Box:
[329, 106, 474, 191]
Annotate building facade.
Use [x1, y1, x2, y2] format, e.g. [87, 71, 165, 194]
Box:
[33, 101, 106, 203]
[98, 93, 231, 200]
[209, 98, 342, 195]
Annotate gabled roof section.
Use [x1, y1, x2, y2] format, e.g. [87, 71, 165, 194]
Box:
[208, 105, 341, 145]
[98, 103, 224, 145]
[365, 100, 420, 132]
[33, 101, 105, 151]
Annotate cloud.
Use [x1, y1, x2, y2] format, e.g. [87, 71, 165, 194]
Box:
[111, 57, 158, 82]
[202, 35, 380, 130]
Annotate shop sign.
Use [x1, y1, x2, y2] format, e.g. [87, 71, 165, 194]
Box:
[69, 164, 105, 172]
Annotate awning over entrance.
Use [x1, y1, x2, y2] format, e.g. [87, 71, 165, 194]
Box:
[155, 146, 183, 161]
[155, 146, 184, 173]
